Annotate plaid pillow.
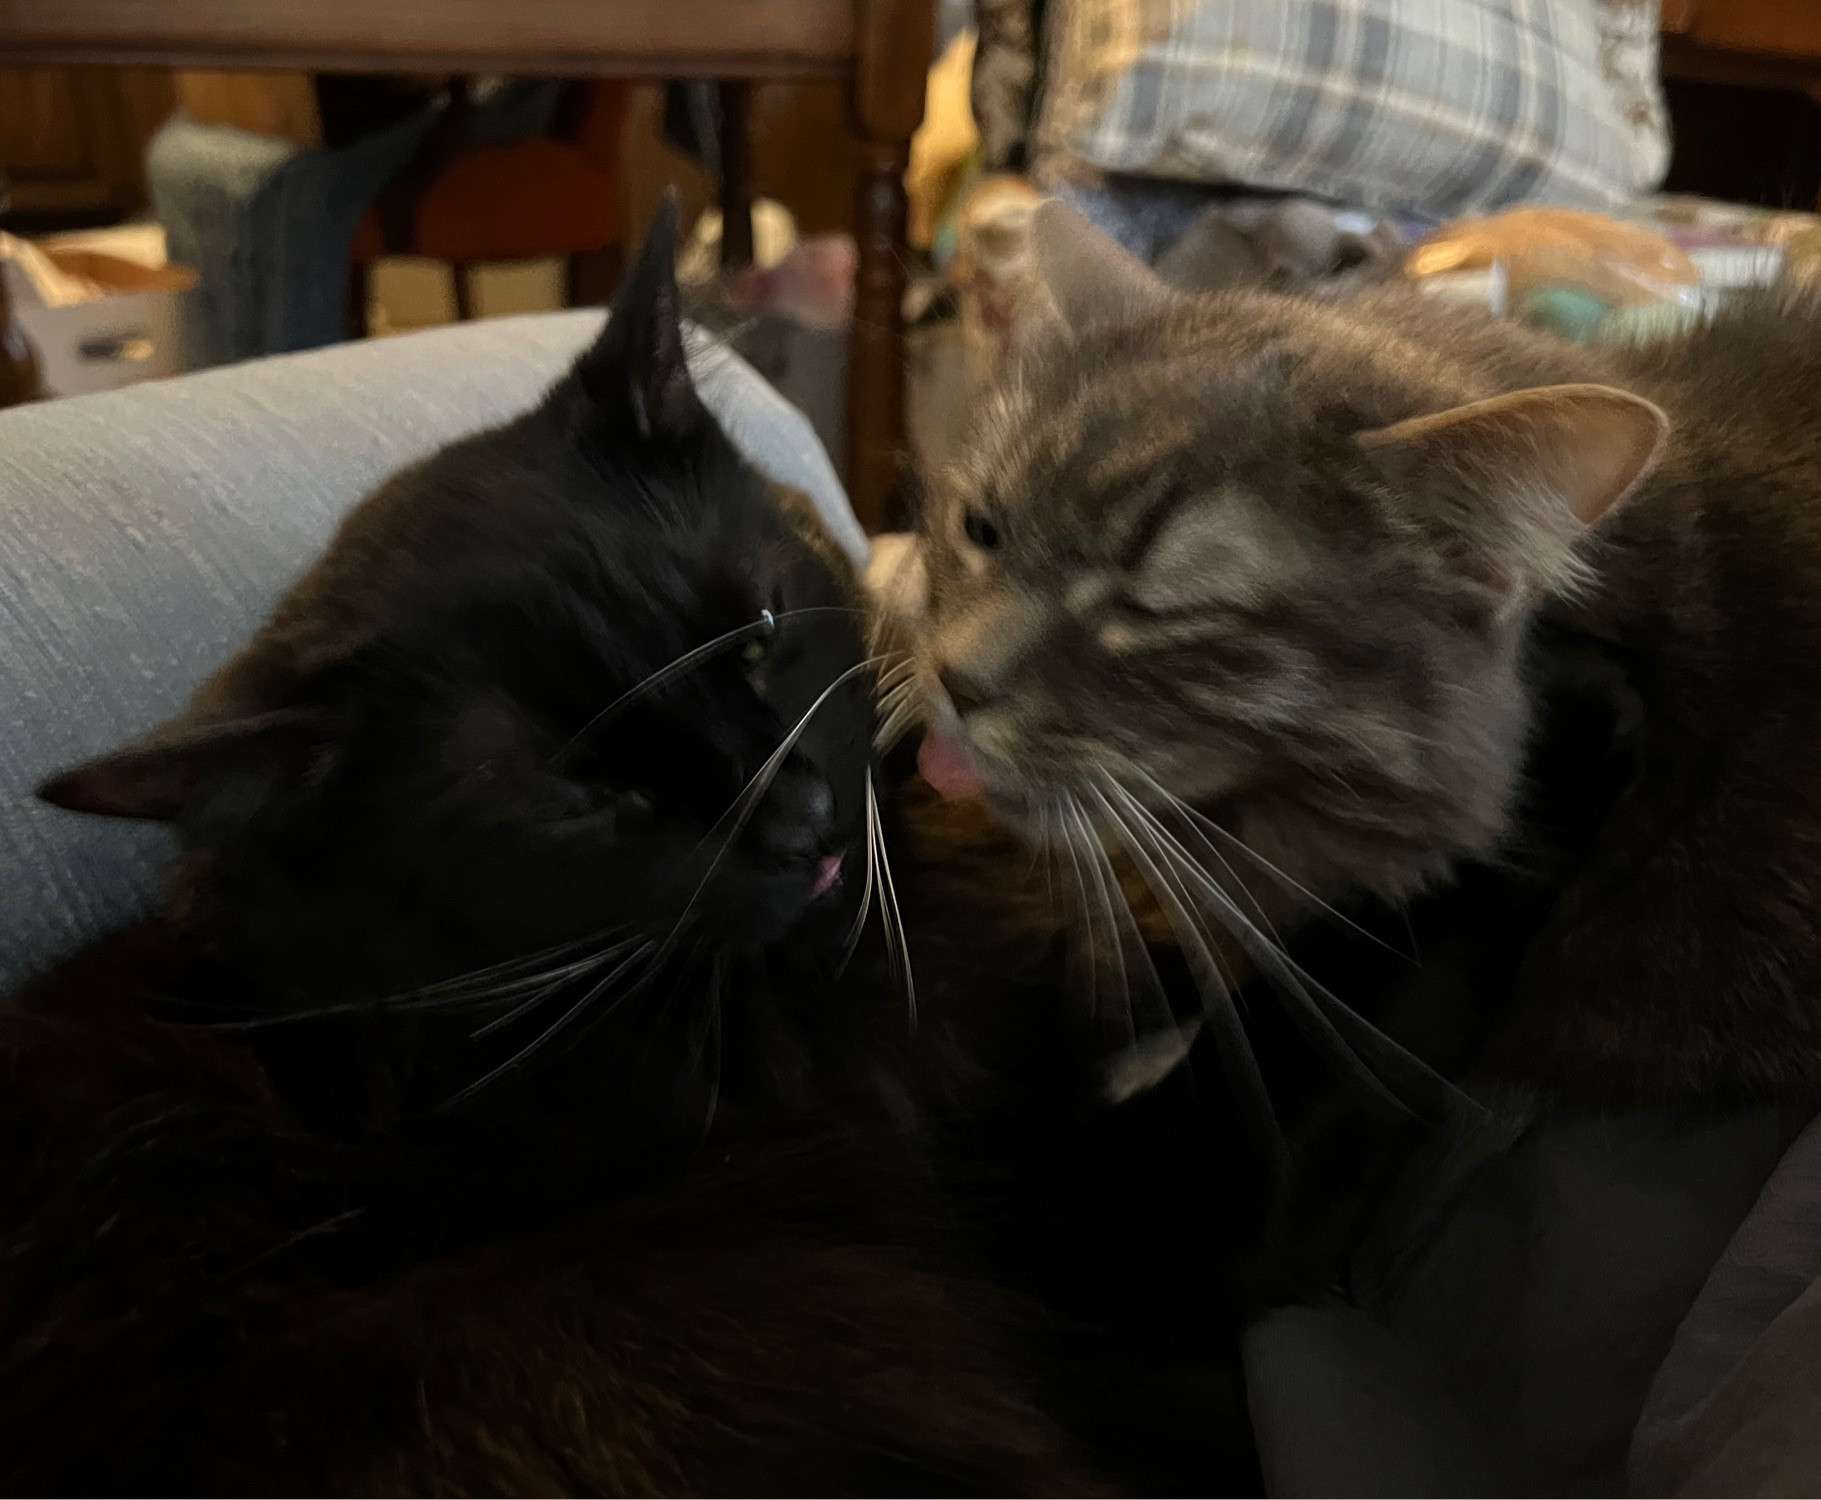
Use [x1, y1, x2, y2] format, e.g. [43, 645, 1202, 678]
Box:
[1034, 0, 1669, 216]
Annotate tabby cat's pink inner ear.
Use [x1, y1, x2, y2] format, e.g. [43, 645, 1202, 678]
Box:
[1358, 383, 1670, 530]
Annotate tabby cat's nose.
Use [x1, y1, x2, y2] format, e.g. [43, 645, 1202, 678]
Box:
[937, 666, 990, 718]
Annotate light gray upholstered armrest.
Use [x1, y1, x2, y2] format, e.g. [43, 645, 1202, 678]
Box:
[0, 310, 859, 991]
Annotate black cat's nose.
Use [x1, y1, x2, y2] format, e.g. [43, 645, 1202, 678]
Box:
[938, 665, 990, 718]
[755, 770, 837, 861]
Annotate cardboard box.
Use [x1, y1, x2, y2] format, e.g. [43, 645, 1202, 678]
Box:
[5, 243, 201, 399]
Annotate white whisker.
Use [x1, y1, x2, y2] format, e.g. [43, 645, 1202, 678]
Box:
[438, 939, 661, 1110]
[840, 766, 882, 970]
[1091, 783, 1285, 1149]
[1126, 765, 1406, 959]
[869, 769, 917, 1027]
[1105, 779, 1447, 1120]
[553, 606, 866, 766]
[660, 655, 885, 970]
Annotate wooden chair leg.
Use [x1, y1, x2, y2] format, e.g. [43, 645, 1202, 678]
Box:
[845, 0, 934, 533]
[346, 258, 372, 340]
[718, 81, 755, 271]
[451, 261, 475, 321]
[846, 138, 912, 533]
[0, 268, 41, 408]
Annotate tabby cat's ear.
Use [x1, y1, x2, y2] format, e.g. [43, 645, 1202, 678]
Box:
[1028, 198, 1182, 332]
[1357, 383, 1668, 604]
[37, 707, 334, 823]
[576, 190, 705, 442]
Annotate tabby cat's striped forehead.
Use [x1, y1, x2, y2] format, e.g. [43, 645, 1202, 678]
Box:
[960, 329, 1306, 529]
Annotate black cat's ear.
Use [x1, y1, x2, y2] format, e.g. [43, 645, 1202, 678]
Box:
[1027, 198, 1182, 333]
[37, 707, 334, 823]
[575, 191, 705, 442]
[1357, 383, 1667, 607]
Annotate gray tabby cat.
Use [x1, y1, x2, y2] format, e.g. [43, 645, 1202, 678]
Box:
[908, 200, 1821, 1113]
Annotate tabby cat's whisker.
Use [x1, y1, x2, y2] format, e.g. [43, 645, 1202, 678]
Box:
[1088, 783, 1285, 1154]
[1104, 778, 1456, 1120]
[1055, 795, 1103, 1015]
[868, 769, 917, 1026]
[1063, 796, 1148, 1045]
[1126, 764, 1404, 958]
[840, 766, 882, 970]
[870, 657, 923, 751]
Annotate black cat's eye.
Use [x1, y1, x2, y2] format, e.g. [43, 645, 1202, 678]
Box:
[616, 789, 656, 836]
[963, 510, 1001, 551]
[741, 605, 779, 670]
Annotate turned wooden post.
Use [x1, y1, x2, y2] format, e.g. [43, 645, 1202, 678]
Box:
[846, 0, 933, 533]
[0, 174, 41, 409]
[717, 81, 756, 271]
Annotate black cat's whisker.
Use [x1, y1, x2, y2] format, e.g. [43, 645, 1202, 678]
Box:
[465, 935, 650, 1040]
[195, 934, 647, 1031]
[436, 939, 662, 1111]
[868, 769, 916, 1027]
[553, 619, 769, 765]
[690, 953, 727, 1146]
[658, 656, 885, 971]
[552, 607, 866, 767]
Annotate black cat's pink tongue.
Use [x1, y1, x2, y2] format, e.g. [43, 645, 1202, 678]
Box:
[811, 853, 845, 898]
[917, 731, 985, 801]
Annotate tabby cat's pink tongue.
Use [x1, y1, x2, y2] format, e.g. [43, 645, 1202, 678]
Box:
[917, 730, 985, 801]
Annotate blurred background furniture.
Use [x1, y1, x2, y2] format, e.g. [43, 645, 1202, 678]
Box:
[0, 172, 43, 404]
[0, 0, 934, 532]
[347, 80, 632, 330]
[1661, 0, 1821, 78]
[1658, 0, 1821, 209]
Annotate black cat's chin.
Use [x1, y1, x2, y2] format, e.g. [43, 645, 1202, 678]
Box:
[714, 841, 862, 951]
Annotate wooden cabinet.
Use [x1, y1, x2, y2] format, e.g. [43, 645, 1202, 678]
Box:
[0, 67, 173, 224]
[1667, 2, 1821, 58]
[1662, 1, 1821, 87]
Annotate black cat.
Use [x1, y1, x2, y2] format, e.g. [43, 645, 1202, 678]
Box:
[3, 202, 1185, 1495]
